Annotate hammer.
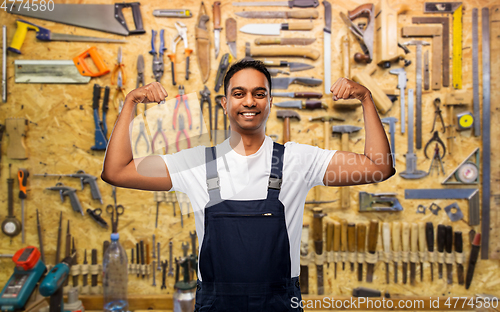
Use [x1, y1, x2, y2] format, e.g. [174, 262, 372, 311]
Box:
[331, 125, 362, 209]
[309, 116, 345, 149]
[277, 110, 301, 143]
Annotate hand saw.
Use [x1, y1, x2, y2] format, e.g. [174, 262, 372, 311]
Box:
[7, 2, 145, 36]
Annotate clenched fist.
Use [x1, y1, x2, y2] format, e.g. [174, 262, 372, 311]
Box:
[330, 78, 370, 102]
[125, 82, 168, 105]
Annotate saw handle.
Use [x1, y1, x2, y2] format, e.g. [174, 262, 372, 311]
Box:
[348, 3, 374, 21]
[73, 47, 110, 77]
[9, 19, 39, 54]
[115, 2, 146, 35]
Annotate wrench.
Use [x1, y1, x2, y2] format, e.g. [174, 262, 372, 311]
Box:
[157, 242, 161, 271]
[152, 260, 156, 286]
[190, 231, 197, 256]
[161, 260, 168, 289]
[168, 242, 174, 277]
[182, 242, 189, 257]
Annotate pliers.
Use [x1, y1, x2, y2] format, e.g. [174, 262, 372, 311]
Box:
[173, 85, 192, 130]
[152, 118, 168, 154]
[175, 115, 191, 152]
[199, 86, 212, 138]
[112, 48, 126, 113]
[134, 121, 150, 155]
[111, 47, 126, 86]
[424, 131, 446, 159]
[431, 97, 446, 133]
[150, 29, 166, 82]
[135, 54, 146, 116]
[168, 22, 193, 85]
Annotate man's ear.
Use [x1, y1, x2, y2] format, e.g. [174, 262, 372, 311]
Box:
[269, 96, 273, 109]
[221, 96, 227, 113]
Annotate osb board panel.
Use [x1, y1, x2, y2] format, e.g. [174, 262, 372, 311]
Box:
[0, 0, 499, 299]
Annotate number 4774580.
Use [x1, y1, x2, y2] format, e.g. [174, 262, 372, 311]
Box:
[1, 0, 55, 12]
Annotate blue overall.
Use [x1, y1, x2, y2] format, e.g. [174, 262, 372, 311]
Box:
[194, 142, 303, 312]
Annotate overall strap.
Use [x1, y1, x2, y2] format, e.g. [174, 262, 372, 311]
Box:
[205, 146, 221, 203]
[267, 142, 284, 200]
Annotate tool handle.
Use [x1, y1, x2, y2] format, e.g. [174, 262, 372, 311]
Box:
[437, 224, 446, 252]
[290, 9, 319, 19]
[418, 222, 426, 252]
[410, 223, 418, 253]
[357, 223, 366, 252]
[304, 100, 326, 109]
[454, 231, 463, 253]
[323, 1, 332, 32]
[286, 22, 314, 31]
[354, 52, 371, 63]
[289, 0, 320, 8]
[366, 220, 378, 253]
[312, 208, 323, 243]
[332, 221, 341, 252]
[425, 222, 434, 252]
[392, 222, 400, 252]
[213, 2, 222, 30]
[66, 190, 84, 216]
[294, 92, 323, 99]
[17, 168, 28, 199]
[140, 241, 145, 265]
[160, 29, 166, 55]
[326, 221, 333, 252]
[340, 219, 348, 252]
[73, 47, 110, 77]
[87, 179, 102, 203]
[382, 222, 391, 252]
[171, 60, 176, 86]
[445, 226, 453, 253]
[9, 20, 40, 54]
[348, 3, 374, 21]
[401, 222, 410, 252]
[115, 2, 146, 35]
[150, 30, 157, 54]
[92, 84, 101, 110]
[347, 223, 356, 252]
[7, 177, 14, 217]
[226, 18, 237, 42]
[251, 46, 320, 60]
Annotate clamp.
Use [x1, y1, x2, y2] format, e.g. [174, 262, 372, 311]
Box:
[152, 118, 168, 154]
[431, 98, 446, 133]
[199, 86, 212, 139]
[424, 131, 446, 159]
[173, 85, 192, 130]
[168, 22, 193, 85]
[175, 115, 191, 152]
[150, 29, 166, 82]
[134, 121, 150, 155]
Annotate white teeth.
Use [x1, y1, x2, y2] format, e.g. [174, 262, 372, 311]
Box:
[242, 113, 256, 116]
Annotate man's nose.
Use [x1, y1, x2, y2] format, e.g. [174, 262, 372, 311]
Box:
[243, 93, 256, 107]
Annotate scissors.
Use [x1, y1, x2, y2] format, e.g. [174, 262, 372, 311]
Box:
[86, 208, 109, 229]
[106, 187, 125, 233]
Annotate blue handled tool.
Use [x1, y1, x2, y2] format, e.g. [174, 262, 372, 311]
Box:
[91, 84, 110, 151]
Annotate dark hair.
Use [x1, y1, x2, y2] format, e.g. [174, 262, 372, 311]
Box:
[223, 59, 272, 96]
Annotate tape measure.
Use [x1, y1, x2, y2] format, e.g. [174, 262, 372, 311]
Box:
[455, 162, 479, 183]
[452, 4, 463, 89]
[457, 112, 474, 130]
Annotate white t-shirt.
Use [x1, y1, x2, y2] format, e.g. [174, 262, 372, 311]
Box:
[160, 136, 336, 281]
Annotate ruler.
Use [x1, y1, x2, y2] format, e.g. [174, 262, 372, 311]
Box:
[472, 9, 480, 136]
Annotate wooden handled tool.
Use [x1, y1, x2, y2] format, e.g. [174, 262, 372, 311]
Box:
[332, 221, 341, 279]
[366, 220, 379, 282]
[401, 222, 410, 284]
[352, 65, 392, 114]
[357, 223, 366, 282]
[326, 220, 333, 268]
[455, 231, 464, 285]
[391, 222, 401, 283]
[425, 222, 435, 281]
[437, 224, 446, 279]
[312, 208, 325, 295]
[382, 223, 391, 284]
[347, 223, 356, 272]
[418, 222, 427, 282]
[341, 219, 348, 271]
[445, 225, 453, 284]
[410, 223, 418, 285]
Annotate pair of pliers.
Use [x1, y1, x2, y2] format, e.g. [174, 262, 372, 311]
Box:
[424, 131, 446, 159]
[199, 86, 212, 138]
[111, 47, 127, 85]
[135, 55, 146, 116]
[175, 115, 191, 152]
[152, 118, 168, 153]
[150, 29, 166, 82]
[134, 121, 150, 155]
[168, 22, 193, 85]
[173, 85, 192, 130]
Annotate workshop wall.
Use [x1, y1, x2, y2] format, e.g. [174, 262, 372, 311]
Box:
[1, 0, 499, 299]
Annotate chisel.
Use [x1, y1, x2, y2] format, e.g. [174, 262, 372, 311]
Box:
[326, 220, 333, 268]
[366, 220, 379, 282]
[72, 238, 78, 287]
[299, 223, 309, 294]
[312, 208, 325, 295]
[347, 223, 356, 272]
[418, 222, 427, 282]
[357, 223, 366, 282]
[36, 209, 45, 264]
[55, 212, 62, 264]
[401, 222, 410, 284]
[140, 240, 145, 279]
[91, 249, 98, 287]
[425, 222, 435, 281]
[437, 224, 446, 279]
[340, 219, 348, 271]
[382, 223, 391, 284]
[82, 249, 88, 287]
[64, 220, 71, 286]
[455, 231, 464, 285]
[410, 223, 418, 285]
[136, 243, 140, 277]
[445, 225, 454, 284]
[465, 233, 481, 289]
[392, 222, 401, 283]
[332, 221, 341, 279]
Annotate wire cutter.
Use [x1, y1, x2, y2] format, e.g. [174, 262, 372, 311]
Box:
[431, 97, 446, 133]
[173, 85, 192, 130]
[113, 71, 126, 113]
[135, 55, 146, 116]
[424, 131, 446, 159]
[176, 115, 191, 152]
[199, 86, 212, 138]
[168, 22, 193, 86]
[152, 118, 168, 153]
[134, 121, 150, 155]
[150, 29, 166, 82]
[111, 47, 126, 86]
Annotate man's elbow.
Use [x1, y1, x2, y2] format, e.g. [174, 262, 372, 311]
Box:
[379, 166, 396, 182]
[101, 171, 117, 186]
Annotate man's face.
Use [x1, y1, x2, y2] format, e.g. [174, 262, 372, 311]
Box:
[222, 68, 272, 134]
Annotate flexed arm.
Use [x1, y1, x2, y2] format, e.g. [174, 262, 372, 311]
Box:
[324, 78, 395, 186]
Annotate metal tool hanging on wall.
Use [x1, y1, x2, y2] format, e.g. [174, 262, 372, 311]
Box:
[340, 4, 374, 63]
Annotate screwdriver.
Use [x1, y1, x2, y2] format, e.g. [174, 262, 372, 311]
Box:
[17, 168, 29, 243]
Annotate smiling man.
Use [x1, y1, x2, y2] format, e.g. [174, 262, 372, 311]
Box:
[101, 60, 395, 312]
